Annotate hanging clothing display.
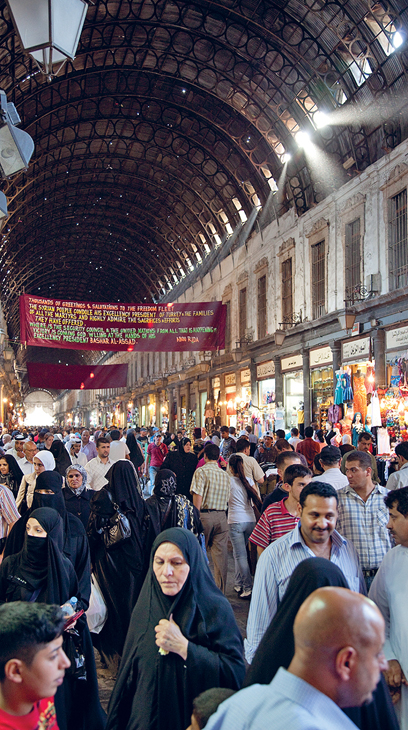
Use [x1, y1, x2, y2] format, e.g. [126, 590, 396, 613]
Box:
[353, 371, 367, 425]
[334, 372, 344, 405]
[371, 391, 382, 427]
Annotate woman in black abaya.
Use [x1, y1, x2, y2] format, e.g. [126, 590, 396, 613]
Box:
[51, 439, 73, 476]
[244, 557, 398, 730]
[0, 453, 24, 499]
[106, 528, 245, 730]
[161, 437, 197, 499]
[87, 460, 147, 671]
[0, 507, 105, 730]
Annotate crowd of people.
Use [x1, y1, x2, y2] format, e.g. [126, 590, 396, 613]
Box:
[0, 421, 407, 729]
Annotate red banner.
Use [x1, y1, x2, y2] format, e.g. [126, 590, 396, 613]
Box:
[27, 362, 128, 390]
[20, 296, 226, 352]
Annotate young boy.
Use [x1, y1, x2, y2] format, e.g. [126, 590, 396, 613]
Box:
[249, 464, 312, 556]
[0, 602, 70, 729]
[187, 688, 236, 730]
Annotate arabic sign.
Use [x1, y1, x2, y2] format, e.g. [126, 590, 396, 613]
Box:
[256, 360, 275, 379]
[281, 354, 303, 372]
[309, 346, 333, 368]
[20, 295, 226, 352]
[342, 337, 370, 362]
[386, 326, 408, 351]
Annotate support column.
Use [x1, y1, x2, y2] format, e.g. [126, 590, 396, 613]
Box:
[302, 348, 311, 427]
[373, 329, 386, 388]
[175, 385, 181, 429]
[273, 356, 283, 407]
[250, 359, 258, 408]
[330, 340, 342, 396]
[193, 379, 200, 426]
[166, 386, 174, 431]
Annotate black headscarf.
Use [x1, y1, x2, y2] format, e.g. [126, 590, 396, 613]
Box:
[51, 440, 72, 476]
[161, 440, 197, 500]
[13, 507, 77, 604]
[244, 557, 399, 730]
[105, 460, 143, 512]
[0, 453, 24, 497]
[126, 430, 145, 469]
[106, 528, 245, 730]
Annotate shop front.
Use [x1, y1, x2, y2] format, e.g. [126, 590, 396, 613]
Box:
[234, 368, 252, 431]
[382, 325, 408, 448]
[211, 377, 221, 427]
[256, 360, 276, 435]
[224, 372, 237, 427]
[281, 354, 304, 431]
[310, 346, 333, 434]
[339, 337, 374, 446]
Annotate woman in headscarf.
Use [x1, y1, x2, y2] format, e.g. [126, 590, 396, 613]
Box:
[125, 429, 145, 471]
[106, 528, 245, 730]
[87, 460, 147, 671]
[4, 471, 91, 609]
[51, 439, 73, 476]
[162, 437, 198, 499]
[15, 450, 55, 513]
[0, 507, 105, 730]
[244, 557, 399, 730]
[144, 469, 204, 562]
[0, 453, 24, 499]
[64, 463, 92, 529]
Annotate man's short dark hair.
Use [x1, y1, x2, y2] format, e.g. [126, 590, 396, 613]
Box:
[304, 426, 314, 438]
[345, 450, 372, 470]
[319, 446, 342, 466]
[245, 425, 252, 433]
[358, 431, 372, 443]
[299, 480, 338, 508]
[283, 463, 312, 487]
[0, 603, 65, 681]
[192, 688, 236, 729]
[275, 429, 285, 440]
[220, 426, 229, 434]
[96, 437, 110, 447]
[276, 450, 301, 469]
[275, 438, 292, 452]
[395, 442, 408, 462]
[110, 429, 120, 441]
[291, 427, 299, 436]
[204, 443, 219, 461]
[236, 438, 250, 453]
[229, 427, 236, 435]
[385, 486, 408, 517]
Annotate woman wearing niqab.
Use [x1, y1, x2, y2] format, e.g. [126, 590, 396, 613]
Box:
[51, 439, 73, 476]
[87, 460, 147, 670]
[162, 437, 197, 499]
[0, 507, 105, 730]
[244, 557, 399, 730]
[106, 527, 245, 730]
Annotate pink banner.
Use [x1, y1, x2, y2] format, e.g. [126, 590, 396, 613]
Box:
[27, 362, 128, 390]
[20, 295, 226, 352]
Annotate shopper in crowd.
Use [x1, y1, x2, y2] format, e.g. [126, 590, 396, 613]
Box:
[295, 426, 321, 469]
[125, 428, 145, 471]
[80, 429, 97, 461]
[0, 480, 19, 556]
[108, 428, 130, 462]
[9, 434, 25, 461]
[219, 426, 236, 461]
[340, 433, 355, 457]
[188, 689, 236, 730]
[17, 440, 38, 476]
[162, 437, 198, 500]
[245, 425, 258, 456]
[16, 451, 56, 513]
[274, 429, 286, 440]
[0, 507, 104, 730]
[145, 432, 168, 495]
[63, 464, 92, 529]
[288, 427, 301, 449]
[0, 454, 24, 500]
[312, 445, 349, 490]
[85, 437, 113, 491]
[228, 454, 262, 599]
[274, 438, 294, 454]
[106, 528, 245, 730]
[229, 438, 264, 486]
[36, 430, 50, 451]
[192, 427, 205, 456]
[245, 481, 365, 663]
[190, 443, 231, 594]
[340, 432, 380, 483]
[261, 451, 303, 512]
[87, 460, 147, 671]
[65, 437, 88, 467]
[254, 433, 276, 465]
[386, 441, 408, 490]
[51, 439, 72, 477]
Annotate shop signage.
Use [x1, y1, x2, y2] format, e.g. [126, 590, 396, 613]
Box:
[225, 386, 236, 395]
[240, 368, 251, 383]
[256, 360, 275, 379]
[225, 373, 236, 386]
[386, 326, 408, 351]
[20, 294, 226, 352]
[309, 346, 333, 368]
[342, 337, 370, 361]
[351, 322, 361, 336]
[212, 377, 220, 389]
[281, 354, 303, 372]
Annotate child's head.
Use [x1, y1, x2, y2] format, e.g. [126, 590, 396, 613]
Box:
[0, 602, 69, 701]
[187, 688, 236, 729]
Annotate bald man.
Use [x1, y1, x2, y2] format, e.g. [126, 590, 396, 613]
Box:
[206, 587, 387, 730]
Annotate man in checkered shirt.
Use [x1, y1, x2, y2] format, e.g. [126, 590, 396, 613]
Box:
[336, 449, 391, 591]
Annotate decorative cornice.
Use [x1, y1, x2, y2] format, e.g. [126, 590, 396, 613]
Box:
[237, 270, 249, 285]
[339, 192, 365, 213]
[305, 218, 329, 237]
[254, 256, 269, 273]
[278, 237, 295, 257]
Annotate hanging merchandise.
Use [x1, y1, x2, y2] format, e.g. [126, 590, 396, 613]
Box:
[334, 371, 344, 405]
[353, 370, 367, 424]
[377, 427, 391, 455]
[351, 412, 365, 447]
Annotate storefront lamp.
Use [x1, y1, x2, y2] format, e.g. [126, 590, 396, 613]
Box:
[6, 0, 88, 79]
[274, 329, 286, 346]
[338, 310, 356, 330]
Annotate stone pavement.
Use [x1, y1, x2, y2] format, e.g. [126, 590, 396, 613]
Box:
[96, 545, 251, 710]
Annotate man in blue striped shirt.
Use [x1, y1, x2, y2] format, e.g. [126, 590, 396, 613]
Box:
[245, 481, 365, 663]
[207, 587, 387, 730]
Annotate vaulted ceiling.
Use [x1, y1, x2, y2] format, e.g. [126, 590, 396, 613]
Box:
[0, 0, 408, 380]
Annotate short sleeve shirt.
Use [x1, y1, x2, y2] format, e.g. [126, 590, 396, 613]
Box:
[0, 697, 59, 729]
[249, 499, 299, 549]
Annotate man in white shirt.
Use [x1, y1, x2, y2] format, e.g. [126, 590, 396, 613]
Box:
[80, 429, 97, 462]
[228, 438, 264, 486]
[109, 429, 130, 462]
[312, 446, 349, 490]
[207, 587, 387, 730]
[17, 441, 38, 475]
[9, 434, 25, 461]
[85, 437, 113, 491]
[386, 442, 408, 491]
[288, 427, 302, 449]
[66, 437, 87, 467]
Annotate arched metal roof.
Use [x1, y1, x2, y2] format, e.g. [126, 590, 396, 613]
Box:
[0, 0, 407, 381]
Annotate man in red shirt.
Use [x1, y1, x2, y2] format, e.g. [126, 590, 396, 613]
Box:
[145, 432, 168, 495]
[296, 426, 321, 469]
[249, 464, 312, 556]
[0, 602, 70, 730]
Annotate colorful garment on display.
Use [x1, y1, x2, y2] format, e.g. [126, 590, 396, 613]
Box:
[343, 371, 354, 401]
[328, 404, 342, 424]
[334, 372, 344, 405]
[371, 391, 382, 427]
[351, 413, 365, 447]
[353, 372, 367, 424]
[365, 366, 375, 394]
[377, 427, 391, 455]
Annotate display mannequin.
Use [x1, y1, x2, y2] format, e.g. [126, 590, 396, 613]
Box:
[274, 402, 285, 431]
[352, 412, 364, 447]
[297, 401, 304, 438]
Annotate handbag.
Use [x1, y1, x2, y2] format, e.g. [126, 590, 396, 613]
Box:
[102, 503, 131, 549]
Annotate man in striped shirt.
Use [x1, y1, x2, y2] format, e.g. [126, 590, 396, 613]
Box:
[245, 481, 365, 663]
[249, 464, 312, 556]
